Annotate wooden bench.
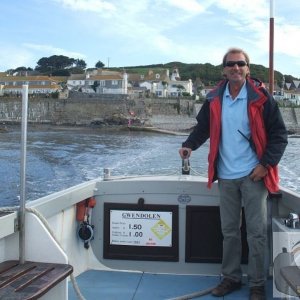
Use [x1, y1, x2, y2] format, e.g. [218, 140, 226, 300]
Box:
[0, 260, 73, 299]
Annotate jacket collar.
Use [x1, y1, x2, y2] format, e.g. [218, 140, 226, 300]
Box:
[206, 77, 265, 103]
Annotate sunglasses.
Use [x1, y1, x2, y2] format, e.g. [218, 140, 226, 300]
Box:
[225, 61, 248, 67]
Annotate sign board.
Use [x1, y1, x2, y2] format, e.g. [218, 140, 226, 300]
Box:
[103, 203, 179, 261]
[110, 210, 172, 247]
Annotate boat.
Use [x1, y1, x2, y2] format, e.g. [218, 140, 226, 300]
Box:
[1, 164, 300, 299]
[0, 89, 300, 300]
[1, 3, 299, 299]
[0, 101, 299, 300]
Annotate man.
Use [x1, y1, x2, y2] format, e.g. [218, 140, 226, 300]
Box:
[179, 47, 288, 300]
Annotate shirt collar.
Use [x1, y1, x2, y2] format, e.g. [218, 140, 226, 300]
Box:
[225, 81, 247, 100]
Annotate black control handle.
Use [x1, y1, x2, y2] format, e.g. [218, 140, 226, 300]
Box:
[182, 149, 190, 175]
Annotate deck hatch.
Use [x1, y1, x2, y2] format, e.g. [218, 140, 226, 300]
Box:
[185, 206, 248, 263]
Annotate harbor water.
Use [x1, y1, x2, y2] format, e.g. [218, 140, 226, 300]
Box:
[0, 125, 299, 206]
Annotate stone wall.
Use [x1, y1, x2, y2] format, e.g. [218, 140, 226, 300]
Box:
[0, 97, 128, 125]
[280, 107, 300, 132]
[0, 95, 299, 132]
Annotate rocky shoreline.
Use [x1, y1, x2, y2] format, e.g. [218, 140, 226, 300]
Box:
[1, 114, 299, 135]
[148, 115, 300, 135]
[148, 115, 197, 132]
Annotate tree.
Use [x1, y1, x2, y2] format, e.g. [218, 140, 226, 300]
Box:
[35, 55, 75, 73]
[14, 66, 33, 72]
[95, 60, 105, 68]
[52, 69, 71, 76]
[6, 66, 33, 75]
[34, 55, 87, 74]
[74, 59, 87, 69]
[92, 81, 100, 92]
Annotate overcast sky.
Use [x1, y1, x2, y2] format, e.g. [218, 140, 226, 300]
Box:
[1, 0, 299, 78]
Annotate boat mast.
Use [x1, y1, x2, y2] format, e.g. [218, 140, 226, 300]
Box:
[269, 0, 274, 95]
[19, 84, 28, 264]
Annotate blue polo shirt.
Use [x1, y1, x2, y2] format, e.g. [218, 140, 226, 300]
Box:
[217, 82, 258, 179]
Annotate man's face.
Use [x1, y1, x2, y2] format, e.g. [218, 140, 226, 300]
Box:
[223, 52, 249, 84]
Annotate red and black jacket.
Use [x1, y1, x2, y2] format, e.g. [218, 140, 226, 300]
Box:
[182, 77, 288, 193]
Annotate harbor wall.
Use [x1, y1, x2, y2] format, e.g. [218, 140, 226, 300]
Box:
[0, 95, 299, 132]
[0, 95, 193, 126]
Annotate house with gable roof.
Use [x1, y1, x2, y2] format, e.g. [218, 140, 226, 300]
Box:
[67, 69, 128, 94]
[284, 79, 300, 105]
[168, 66, 193, 97]
[138, 69, 170, 97]
[128, 67, 193, 98]
[0, 74, 67, 96]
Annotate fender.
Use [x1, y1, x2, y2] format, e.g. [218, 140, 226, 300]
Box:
[76, 197, 96, 222]
[76, 197, 96, 249]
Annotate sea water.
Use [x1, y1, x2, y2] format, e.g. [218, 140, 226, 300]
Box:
[0, 126, 299, 206]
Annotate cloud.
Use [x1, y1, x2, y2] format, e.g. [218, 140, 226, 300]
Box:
[0, 44, 34, 70]
[52, 0, 116, 13]
[164, 0, 206, 13]
[1, 0, 299, 77]
[23, 43, 86, 59]
[0, 42, 87, 70]
[274, 22, 300, 59]
[216, 0, 268, 19]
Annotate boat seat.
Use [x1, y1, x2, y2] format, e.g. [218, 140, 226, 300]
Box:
[0, 260, 73, 300]
[280, 265, 300, 296]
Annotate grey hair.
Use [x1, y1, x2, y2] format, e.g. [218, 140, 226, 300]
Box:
[222, 47, 250, 67]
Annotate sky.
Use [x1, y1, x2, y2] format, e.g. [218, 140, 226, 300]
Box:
[1, 0, 300, 78]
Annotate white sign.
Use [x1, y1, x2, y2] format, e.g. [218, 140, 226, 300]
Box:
[110, 210, 172, 247]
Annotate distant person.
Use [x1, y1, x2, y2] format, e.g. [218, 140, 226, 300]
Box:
[179, 47, 288, 300]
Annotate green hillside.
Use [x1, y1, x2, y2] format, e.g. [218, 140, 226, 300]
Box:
[113, 62, 298, 87]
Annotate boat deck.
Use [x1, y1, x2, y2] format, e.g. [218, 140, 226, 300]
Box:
[68, 270, 274, 300]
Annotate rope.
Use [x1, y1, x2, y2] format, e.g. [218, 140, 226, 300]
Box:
[167, 286, 215, 300]
[0, 205, 86, 300]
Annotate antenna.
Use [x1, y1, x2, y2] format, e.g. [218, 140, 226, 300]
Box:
[269, 0, 274, 95]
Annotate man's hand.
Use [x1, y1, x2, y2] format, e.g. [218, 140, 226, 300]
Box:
[249, 164, 268, 181]
[179, 147, 192, 159]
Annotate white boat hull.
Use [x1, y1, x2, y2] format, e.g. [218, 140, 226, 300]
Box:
[0, 174, 299, 299]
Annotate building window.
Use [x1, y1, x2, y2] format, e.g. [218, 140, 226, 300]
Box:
[100, 80, 105, 86]
[112, 80, 118, 85]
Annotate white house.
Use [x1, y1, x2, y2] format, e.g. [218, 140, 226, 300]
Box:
[67, 70, 128, 95]
[283, 79, 300, 105]
[67, 74, 86, 91]
[130, 67, 193, 98]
